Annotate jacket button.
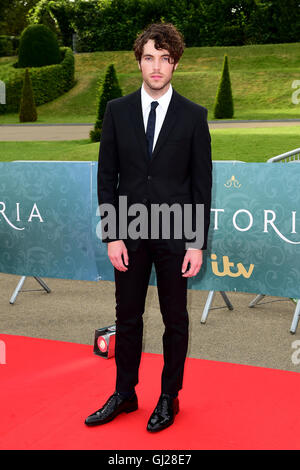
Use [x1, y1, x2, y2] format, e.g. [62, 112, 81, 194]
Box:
[142, 198, 148, 203]
[147, 175, 152, 181]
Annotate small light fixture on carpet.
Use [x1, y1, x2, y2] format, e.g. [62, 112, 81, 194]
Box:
[93, 325, 116, 359]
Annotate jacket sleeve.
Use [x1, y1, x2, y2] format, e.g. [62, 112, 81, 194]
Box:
[186, 107, 212, 250]
[97, 102, 120, 243]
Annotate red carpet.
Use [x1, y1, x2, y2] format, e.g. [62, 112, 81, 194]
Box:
[0, 333, 300, 450]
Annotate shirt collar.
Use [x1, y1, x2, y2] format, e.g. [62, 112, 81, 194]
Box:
[141, 83, 173, 112]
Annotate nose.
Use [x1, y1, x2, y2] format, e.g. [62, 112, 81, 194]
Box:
[152, 58, 161, 71]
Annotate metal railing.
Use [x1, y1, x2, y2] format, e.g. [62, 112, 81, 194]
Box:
[267, 148, 300, 163]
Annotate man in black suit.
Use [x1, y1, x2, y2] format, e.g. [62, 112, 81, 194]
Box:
[85, 23, 212, 432]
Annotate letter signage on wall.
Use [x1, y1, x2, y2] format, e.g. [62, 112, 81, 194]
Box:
[0, 161, 299, 299]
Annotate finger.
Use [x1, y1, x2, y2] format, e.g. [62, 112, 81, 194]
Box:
[110, 256, 128, 272]
[115, 264, 128, 272]
[182, 263, 201, 277]
[116, 259, 128, 271]
[182, 266, 192, 277]
[182, 258, 193, 276]
[122, 249, 129, 267]
[182, 269, 192, 277]
[181, 257, 189, 274]
[191, 263, 202, 277]
[118, 253, 128, 270]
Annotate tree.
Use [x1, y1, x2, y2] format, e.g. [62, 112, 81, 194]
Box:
[0, 0, 40, 36]
[18, 24, 61, 68]
[19, 68, 37, 122]
[90, 64, 122, 142]
[256, 0, 300, 43]
[28, 0, 75, 47]
[213, 54, 234, 119]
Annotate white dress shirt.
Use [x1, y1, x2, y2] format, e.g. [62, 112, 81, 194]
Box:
[141, 83, 173, 151]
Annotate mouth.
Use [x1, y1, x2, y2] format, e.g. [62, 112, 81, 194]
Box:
[151, 75, 162, 79]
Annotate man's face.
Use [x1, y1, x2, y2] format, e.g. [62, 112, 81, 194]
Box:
[138, 39, 178, 93]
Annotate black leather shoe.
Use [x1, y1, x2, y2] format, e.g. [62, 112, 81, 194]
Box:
[85, 392, 138, 426]
[147, 394, 179, 432]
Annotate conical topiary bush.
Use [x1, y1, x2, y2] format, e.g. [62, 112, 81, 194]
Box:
[19, 68, 37, 122]
[213, 54, 234, 119]
[90, 64, 122, 142]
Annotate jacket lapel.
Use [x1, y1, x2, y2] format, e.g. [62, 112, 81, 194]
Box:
[128, 88, 148, 161]
[151, 89, 179, 162]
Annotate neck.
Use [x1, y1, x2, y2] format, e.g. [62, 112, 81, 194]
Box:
[142, 81, 171, 100]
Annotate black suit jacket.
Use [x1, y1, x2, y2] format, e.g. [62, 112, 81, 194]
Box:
[97, 86, 212, 253]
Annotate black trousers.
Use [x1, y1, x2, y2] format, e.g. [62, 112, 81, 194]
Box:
[114, 238, 189, 397]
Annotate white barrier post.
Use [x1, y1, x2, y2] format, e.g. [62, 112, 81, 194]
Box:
[0, 340, 6, 364]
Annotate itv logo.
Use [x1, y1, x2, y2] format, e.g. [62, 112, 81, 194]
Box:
[211, 254, 254, 279]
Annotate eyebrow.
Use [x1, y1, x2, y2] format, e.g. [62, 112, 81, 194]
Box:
[143, 53, 170, 57]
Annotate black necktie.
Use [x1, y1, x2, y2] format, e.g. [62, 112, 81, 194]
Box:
[146, 101, 159, 158]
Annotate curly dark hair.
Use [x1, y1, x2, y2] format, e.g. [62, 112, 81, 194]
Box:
[133, 23, 185, 64]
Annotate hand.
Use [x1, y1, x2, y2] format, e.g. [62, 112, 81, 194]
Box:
[107, 240, 129, 272]
[181, 249, 203, 277]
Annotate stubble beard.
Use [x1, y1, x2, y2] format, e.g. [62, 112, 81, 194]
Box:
[144, 76, 172, 92]
[142, 63, 176, 93]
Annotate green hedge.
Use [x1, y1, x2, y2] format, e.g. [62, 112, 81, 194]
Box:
[68, 0, 300, 51]
[0, 46, 74, 114]
[0, 36, 19, 57]
[18, 24, 61, 68]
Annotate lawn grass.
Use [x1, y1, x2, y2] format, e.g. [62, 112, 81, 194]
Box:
[0, 126, 299, 163]
[211, 126, 300, 162]
[1, 42, 300, 123]
[0, 139, 97, 162]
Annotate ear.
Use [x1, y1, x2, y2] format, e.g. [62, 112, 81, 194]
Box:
[138, 61, 141, 71]
[174, 62, 178, 71]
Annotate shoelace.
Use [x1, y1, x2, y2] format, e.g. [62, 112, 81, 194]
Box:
[156, 396, 169, 416]
[96, 393, 120, 418]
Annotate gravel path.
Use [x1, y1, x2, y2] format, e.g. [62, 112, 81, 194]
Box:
[1, 120, 300, 141]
